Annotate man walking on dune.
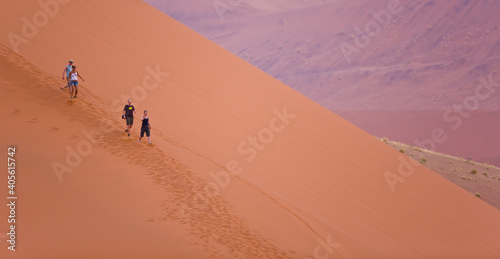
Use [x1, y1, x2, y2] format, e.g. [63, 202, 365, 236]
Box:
[61, 59, 73, 90]
[123, 99, 136, 137]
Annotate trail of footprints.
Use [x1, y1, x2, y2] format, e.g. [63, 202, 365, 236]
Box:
[5, 55, 295, 258]
[99, 130, 293, 258]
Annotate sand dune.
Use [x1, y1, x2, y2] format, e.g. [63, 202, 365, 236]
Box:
[145, 0, 500, 166]
[0, 44, 208, 259]
[1, 0, 500, 258]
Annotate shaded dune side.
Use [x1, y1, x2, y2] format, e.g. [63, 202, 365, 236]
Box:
[0, 44, 294, 258]
[145, 0, 500, 167]
[2, 0, 500, 256]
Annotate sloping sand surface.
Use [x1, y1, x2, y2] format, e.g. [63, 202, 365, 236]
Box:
[1, 1, 500, 258]
[145, 0, 500, 166]
[0, 45, 205, 258]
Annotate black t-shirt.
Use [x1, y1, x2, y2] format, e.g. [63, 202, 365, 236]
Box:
[124, 105, 135, 117]
[142, 116, 149, 127]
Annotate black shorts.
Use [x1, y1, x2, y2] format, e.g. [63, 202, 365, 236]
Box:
[140, 126, 150, 137]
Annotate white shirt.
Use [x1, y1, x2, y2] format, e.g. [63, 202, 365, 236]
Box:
[70, 71, 78, 81]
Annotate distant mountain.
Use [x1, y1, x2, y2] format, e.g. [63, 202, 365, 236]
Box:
[146, 0, 500, 166]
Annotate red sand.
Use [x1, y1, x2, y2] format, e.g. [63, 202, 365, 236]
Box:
[1, 0, 500, 258]
[145, 0, 500, 166]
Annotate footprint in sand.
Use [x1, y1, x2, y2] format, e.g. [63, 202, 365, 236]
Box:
[28, 118, 38, 123]
[50, 127, 60, 132]
[11, 109, 21, 114]
[69, 135, 79, 139]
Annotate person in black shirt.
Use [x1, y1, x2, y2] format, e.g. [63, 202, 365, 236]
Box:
[138, 110, 152, 145]
[123, 99, 136, 137]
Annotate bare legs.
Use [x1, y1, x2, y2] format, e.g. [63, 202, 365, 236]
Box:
[74, 85, 78, 98]
[61, 77, 71, 89]
[138, 136, 151, 144]
[126, 122, 132, 137]
[68, 82, 78, 99]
